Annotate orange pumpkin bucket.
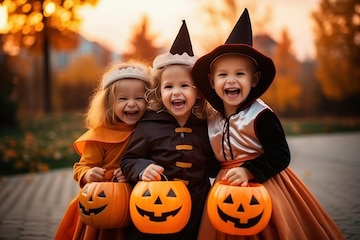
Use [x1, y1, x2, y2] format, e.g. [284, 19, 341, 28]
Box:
[207, 181, 272, 236]
[129, 176, 191, 234]
[78, 179, 132, 229]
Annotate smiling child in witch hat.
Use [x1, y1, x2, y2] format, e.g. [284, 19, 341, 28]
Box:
[121, 20, 220, 240]
[192, 8, 345, 240]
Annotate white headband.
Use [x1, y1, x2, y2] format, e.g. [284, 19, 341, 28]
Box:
[102, 67, 148, 89]
[152, 52, 195, 70]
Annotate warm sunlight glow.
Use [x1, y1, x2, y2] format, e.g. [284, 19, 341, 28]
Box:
[64, 0, 74, 9]
[21, 3, 31, 13]
[77, 0, 319, 61]
[3, 36, 20, 56]
[0, 5, 9, 33]
[35, 22, 44, 32]
[44, 1, 56, 17]
[29, 12, 43, 25]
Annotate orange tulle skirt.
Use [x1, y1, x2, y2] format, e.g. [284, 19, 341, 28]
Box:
[198, 168, 344, 240]
[54, 195, 125, 240]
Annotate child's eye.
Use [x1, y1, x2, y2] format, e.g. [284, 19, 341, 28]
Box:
[136, 97, 145, 100]
[164, 85, 172, 89]
[236, 72, 245, 76]
[181, 84, 190, 88]
[218, 73, 227, 77]
[118, 97, 127, 100]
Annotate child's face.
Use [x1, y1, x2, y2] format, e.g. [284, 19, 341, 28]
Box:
[114, 79, 147, 126]
[209, 54, 260, 116]
[160, 65, 198, 126]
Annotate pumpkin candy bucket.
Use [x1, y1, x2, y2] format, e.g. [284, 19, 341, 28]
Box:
[207, 181, 272, 236]
[129, 175, 191, 234]
[78, 178, 132, 229]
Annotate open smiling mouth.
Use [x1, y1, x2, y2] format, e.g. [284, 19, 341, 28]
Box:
[125, 111, 139, 117]
[172, 100, 185, 106]
[225, 88, 240, 95]
[217, 205, 263, 228]
[135, 205, 182, 222]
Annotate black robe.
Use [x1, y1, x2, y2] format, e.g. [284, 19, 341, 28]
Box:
[121, 110, 220, 240]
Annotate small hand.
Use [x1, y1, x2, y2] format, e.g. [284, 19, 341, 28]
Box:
[84, 167, 105, 183]
[113, 168, 128, 183]
[141, 164, 164, 181]
[221, 167, 254, 186]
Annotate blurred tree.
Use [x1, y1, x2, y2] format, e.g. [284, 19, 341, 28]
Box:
[54, 54, 100, 111]
[263, 29, 302, 115]
[298, 59, 323, 116]
[122, 15, 162, 65]
[196, 0, 273, 53]
[0, 0, 98, 113]
[312, 0, 360, 102]
[0, 51, 18, 128]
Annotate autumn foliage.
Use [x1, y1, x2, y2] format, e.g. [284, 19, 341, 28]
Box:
[262, 30, 302, 114]
[312, 0, 360, 101]
[122, 16, 162, 65]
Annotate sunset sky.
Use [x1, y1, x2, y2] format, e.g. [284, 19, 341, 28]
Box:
[78, 0, 320, 61]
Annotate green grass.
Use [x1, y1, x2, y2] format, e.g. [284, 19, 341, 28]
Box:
[1, 114, 360, 176]
[0, 113, 86, 176]
[282, 117, 360, 135]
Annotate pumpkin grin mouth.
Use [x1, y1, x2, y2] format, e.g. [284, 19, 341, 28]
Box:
[217, 205, 264, 228]
[135, 205, 182, 222]
[78, 202, 107, 216]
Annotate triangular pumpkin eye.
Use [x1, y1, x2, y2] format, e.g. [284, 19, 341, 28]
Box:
[167, 188, 176, 197]
[98, 190, 106, 198]
[142, 189, 151, 197]
[250, 195, 259, 205]
[224, 194, 233, 204]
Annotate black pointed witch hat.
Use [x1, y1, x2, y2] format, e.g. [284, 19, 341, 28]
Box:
[170, 20, 194, 56]
[153, 20, 195, 70]
[225, 8, 252, 45]
[192, 8, 276, 113]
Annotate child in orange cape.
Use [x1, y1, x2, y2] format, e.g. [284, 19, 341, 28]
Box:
[192, 8, 345, 240]
[54, 61, 150, 240]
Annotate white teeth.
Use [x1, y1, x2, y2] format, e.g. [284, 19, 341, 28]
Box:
[226, 88, 239, 92]
[225, 88, 240, 94]
[126, 111, 138, 116]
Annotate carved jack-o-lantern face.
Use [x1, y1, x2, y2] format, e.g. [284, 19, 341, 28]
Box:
[207, 182, 272, 236]
[78, 181, 132, 228]
[130, 181, 191, 234]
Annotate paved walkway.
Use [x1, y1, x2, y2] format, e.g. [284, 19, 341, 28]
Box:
[0, 132, 359, 239]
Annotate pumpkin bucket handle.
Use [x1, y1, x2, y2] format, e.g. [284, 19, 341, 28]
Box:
[160, 173, 168, 181]
[111, 176, 117, 182]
